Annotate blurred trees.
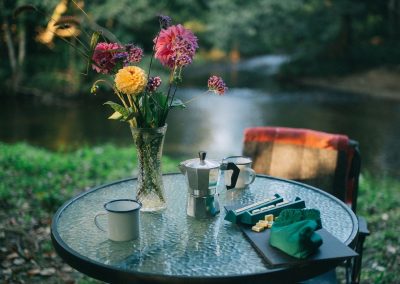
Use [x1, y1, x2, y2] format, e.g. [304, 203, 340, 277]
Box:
[1, 0, 59, 91]
[207, 0, 400, 74]
[1, 0, 399, 96]
[1, 0, 82, 94]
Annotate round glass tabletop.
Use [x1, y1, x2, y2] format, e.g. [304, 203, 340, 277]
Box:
[51, 173, 358, 283]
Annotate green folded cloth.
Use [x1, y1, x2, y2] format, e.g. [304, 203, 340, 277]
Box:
[269, 209, 323, 259]
[274, 208, 322, 229]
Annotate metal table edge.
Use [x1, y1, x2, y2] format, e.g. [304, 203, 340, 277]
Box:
[50, 173, 359, 283]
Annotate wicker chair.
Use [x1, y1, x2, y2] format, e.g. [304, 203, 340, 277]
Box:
[243, 126, 369, 284]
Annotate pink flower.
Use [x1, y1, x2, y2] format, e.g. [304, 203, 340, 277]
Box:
[125, 44, 143, 64]
[208, 76, 227, 95]
[154, 24, 198, 68]
[92, 42, 123, 74]
[146, 76, 162, 92]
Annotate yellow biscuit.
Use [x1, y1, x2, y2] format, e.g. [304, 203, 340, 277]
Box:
[264, 214, 274, 222]
[252, 225, 265, 232]
[256, 220, 269, 228]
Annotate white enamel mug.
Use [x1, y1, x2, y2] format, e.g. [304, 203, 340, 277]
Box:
[94, 199, 141, 242]
[223, 156, 256, 190]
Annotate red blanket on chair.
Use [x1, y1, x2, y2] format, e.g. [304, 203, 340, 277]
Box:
[243, 127, 353, 204]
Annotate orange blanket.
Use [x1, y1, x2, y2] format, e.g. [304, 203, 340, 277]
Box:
[243, 127, 356, 207]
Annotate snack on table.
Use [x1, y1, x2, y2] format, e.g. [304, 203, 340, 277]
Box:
[251, 225, 265, 232]
[257, 220, 269, 228]
[264, 214, 274, 222]
[252, 218, 275, 232]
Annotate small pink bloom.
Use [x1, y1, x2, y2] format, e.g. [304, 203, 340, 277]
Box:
[208, 76, 227, 95]
[146, 76, 162, 92]
[92, 42, 123, 74]
[125, 44, 143, 64]
[154, 24, 198, 68]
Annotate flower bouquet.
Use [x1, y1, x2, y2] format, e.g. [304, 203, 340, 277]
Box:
[88, 15, 227, 211]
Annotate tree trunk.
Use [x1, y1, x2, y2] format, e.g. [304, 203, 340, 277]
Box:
[18, 24, 26, 68]
[13, 24, 27, 92]
[2, 12, 27, 93]
[3, 19, 17, 74]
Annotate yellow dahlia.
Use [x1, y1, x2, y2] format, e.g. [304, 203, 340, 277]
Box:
[115, 66, 147, 96]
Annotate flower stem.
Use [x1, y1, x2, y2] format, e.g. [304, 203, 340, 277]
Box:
[115, 90, 129, 109]
[126, 93, 134, 108]
[161, 68, 176, 124]
[169, 85, 178, 108]
[131, 97, 144, 127]
[183, 90, 210, 105]
[147, 32, 160, 81]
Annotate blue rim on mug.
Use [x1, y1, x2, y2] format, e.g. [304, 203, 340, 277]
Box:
[104, 199, 142, 213]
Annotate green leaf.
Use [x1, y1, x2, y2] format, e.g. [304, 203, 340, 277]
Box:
[153, 92, 168, 109]
[90, 84, 99, 94]
[124, 109, 138, 121]
[104, 102, 139, 122]
[90, 31, 101, 51]
[103, 101, 128, 117]
[108, 111, 123, 120]
[86, 31, 101, 74]
[144, 97, 153, 126]
[170, 98, 186, 109]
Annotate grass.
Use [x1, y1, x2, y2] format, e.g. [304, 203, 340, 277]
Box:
[0, 143, 177, 213]
[0, 143, 177, 283]
[0, 143, 399, 283]
[355, 173, 400, 283]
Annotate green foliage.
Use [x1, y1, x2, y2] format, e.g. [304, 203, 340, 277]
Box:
[2, 0, 399, 94]
[206, 0, 400, 75]
[104, 101, 137, 121]
[356, 173, 400, 284]
[0, 142, 177, 211]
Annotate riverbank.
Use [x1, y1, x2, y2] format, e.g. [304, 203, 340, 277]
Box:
[299, 67, 400, 101]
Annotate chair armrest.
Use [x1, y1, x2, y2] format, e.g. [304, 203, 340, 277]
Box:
[357, 216, 370, 236]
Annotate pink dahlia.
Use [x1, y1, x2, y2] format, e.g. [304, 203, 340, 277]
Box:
[154, 24, 198, 68]
[208, 75, 227, 95]
[92, 42, 123, 74]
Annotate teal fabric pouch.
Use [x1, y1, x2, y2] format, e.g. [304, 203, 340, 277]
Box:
[269, 209, 323, 259]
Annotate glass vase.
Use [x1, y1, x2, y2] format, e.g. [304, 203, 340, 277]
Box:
[130, 124, 167, 212]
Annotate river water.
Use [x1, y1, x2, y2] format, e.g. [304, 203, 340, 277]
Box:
[1, 56, 400, 176]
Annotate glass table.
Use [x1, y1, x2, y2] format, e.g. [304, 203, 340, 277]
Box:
[51, 173, 358, 283]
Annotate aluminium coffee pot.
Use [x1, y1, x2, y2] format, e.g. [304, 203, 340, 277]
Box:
[179, 151, 240, 218]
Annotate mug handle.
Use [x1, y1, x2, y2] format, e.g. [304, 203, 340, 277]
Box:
[244, 168, 256, 186]
[225, 162, 240, 190]
[94, 212, 107, 232]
